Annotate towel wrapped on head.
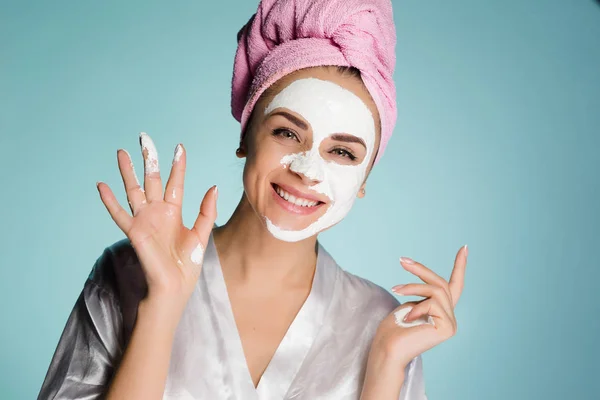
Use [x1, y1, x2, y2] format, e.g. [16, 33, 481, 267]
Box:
[231, 0, 397, 165]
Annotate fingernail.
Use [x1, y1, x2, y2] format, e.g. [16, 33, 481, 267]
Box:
[121, 148, 132, 161]
[172, 144, 183, 165]
[403, 312, 411, 322]
[96, 181, 101, 189]
[400, 257, 415, 265]
[214, 185, 218, 199]
[464, 244, 469, 257]
[392, 284, 406, 294]
[139, 132, 159, 174]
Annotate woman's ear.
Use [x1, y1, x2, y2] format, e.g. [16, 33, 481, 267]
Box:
[357, 184, 366, 199]
[235, 146, 247, 158]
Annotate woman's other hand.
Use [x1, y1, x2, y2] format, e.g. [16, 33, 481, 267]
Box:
[96, 132, 217, 316]
[362, 245, 468, 399]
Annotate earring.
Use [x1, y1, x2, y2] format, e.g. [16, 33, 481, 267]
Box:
[360, 188, 365, 195]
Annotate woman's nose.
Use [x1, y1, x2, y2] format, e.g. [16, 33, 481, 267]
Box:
[289, 152, 324, 186]
[297, 171, 321, 186]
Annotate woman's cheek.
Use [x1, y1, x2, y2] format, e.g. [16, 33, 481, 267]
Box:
[329, 164, 366, 202]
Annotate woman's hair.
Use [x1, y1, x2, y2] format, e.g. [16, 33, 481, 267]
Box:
[336, 65, 362, 79]
[231, 0, 396, 164]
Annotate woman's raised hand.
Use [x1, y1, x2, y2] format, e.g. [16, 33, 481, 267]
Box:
[369, 246, 468, 371]
[96, 132, 217, 311]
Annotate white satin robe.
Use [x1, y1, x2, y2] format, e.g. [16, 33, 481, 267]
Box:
[39, 231, 427, 399]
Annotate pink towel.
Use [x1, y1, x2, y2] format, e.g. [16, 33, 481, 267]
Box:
[231, 0, 397, 165]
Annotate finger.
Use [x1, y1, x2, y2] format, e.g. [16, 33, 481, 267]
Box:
[391, 283, 453, 316]
[117, 149, 147, 215]
[96, 182, 133, 233]
[404, 299, 455, 336]
[180, 186, 218, 270]
[395, 321, 451, 358]
[164, 143, 186, 207]
[449, 245, 468, 307]
[392, 304, 432, 329]
[139, 132, 163, 203]
[399, 257, 450, 298]
[192, 185, 218, 242]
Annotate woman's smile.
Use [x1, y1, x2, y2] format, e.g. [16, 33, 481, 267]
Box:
[270, 183, 327, 215]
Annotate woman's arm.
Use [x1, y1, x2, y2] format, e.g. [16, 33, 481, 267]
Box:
[38, 280, 122, 399]
[94, 135, 218, 399]
[38, 255, 186, 400]
[40, 134, 217, 399]
[361, 353, 426, 400]
[360, 351, 406, 399]
[104, 298, 181, 400]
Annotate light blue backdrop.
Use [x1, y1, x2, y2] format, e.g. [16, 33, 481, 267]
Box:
[1, 0, 599, 399]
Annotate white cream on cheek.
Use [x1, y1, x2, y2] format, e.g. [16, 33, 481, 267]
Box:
[262, 78, 376, 242]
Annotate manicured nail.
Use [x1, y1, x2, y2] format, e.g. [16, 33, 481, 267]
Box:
[464, 244, 468, 257]
[392, 284, 406, 294]
[96, 181, 101, 189]
[172, 144, 183, 165]
[400, 257, 415, 265]
[403, 312, 411, 322]
[214, 185, 218, 199]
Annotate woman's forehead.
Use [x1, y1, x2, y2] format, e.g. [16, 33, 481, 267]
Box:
[258, 67, 382, 139]
[264, 78, 376, 143]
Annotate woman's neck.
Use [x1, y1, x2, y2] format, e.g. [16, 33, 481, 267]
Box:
[212, 194, 318, 289]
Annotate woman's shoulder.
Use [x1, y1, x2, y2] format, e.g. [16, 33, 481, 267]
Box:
[86, 238, 147, 341]
[87, 238, 146, 296]
[334, 265, 400, 319]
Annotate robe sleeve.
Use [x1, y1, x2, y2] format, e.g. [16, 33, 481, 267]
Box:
[399, 354, 427, 400]
[38, 251, 124, 400]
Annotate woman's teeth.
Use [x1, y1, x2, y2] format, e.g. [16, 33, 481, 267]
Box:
[275, 185, 319, 207]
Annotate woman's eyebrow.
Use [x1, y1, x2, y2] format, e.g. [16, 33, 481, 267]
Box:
[270, 111, 309, 130]
[330, 133, 366, 149]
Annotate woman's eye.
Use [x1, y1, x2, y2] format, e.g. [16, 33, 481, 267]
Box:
[331, 148, 357, 161]
[272, 128, 300, 142]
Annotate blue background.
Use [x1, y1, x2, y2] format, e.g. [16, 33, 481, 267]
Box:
[1, 0, 599, 398]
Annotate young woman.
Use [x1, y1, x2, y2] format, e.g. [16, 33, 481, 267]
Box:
[39, 0, 467, 399]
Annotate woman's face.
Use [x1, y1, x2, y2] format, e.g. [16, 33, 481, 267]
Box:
[241, 67, 381, 242]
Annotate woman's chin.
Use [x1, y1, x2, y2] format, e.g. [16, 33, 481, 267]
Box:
[263, 213, 316, 233]
[263, 194, 330, 233]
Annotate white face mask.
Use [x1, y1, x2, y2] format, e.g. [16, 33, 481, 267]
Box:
[263, 78, 376, 242]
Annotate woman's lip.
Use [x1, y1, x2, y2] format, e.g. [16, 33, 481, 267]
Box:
[271, 184, 325, 215]
[272, 182, 326, 203]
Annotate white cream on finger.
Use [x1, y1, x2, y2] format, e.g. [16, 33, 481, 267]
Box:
[393, 307, 435, 328]
[139, 132, 160, 174]
[173, 143, 183, 164]
[190, 243, 205, 265]
[121, 148, 143, 189]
